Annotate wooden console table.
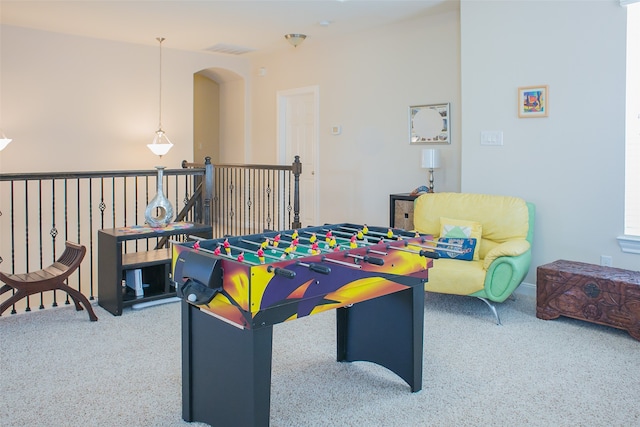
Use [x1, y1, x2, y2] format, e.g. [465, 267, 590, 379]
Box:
[98, 222, 212, 315]
[536, 260, 640, 341]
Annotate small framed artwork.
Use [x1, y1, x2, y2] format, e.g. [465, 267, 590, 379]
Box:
[518, 85, 548, 118]
[409, 103, 450, 144]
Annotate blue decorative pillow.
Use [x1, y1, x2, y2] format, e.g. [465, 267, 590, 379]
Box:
[436, 238, 477, 261]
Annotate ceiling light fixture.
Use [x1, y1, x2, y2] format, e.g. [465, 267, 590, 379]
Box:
[147, 37, 173, 158]
[284, 34, 307, 48]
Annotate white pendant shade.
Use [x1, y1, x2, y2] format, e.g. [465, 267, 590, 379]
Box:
[147, 129, 173, 157]
[0, 129, 12, 151]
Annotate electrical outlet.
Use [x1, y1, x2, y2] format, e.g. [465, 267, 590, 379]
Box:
[600, 255, 613, 267]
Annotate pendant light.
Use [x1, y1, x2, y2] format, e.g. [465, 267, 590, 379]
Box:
[147, 37, 173, 157]
[0, 129, 12, 151]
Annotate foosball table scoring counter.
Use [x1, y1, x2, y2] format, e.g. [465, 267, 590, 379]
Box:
[172, 223, 441, 427]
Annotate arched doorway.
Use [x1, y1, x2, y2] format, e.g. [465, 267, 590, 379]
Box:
[193, 68, 245, 164]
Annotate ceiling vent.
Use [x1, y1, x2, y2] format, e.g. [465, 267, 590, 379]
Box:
[204, 43, 256, 55]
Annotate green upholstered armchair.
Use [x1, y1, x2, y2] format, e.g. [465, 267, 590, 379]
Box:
[412, 192, 535, 324]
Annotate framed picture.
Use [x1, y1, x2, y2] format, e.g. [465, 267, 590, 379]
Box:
[518, 85, 548, 118]
[409, 103, 450, 144]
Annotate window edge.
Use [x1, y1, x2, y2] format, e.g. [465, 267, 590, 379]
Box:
[617, 235, 640, 254]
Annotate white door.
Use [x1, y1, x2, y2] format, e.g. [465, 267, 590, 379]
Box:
[277, 86, 319, 228]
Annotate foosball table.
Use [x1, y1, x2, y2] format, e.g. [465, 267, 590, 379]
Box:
[172, 223, 439, 427]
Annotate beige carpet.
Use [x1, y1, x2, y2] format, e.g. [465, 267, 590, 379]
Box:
[1, 292, 638, 427]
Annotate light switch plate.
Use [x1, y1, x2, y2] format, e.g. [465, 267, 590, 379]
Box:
[480, 131, 503, 146]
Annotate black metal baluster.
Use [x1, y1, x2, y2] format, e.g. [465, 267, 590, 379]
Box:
[38, 180, 44, 309]
[23, 180, 30, 312]
[88, 178, 95, 300]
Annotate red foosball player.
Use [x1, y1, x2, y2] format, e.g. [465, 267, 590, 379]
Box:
[223, 239, 231, 256]
[257, 248, 265, 264]
[193, 241, 200, 250]
[237, 252, 245, 263]
[350, 235, 358, 249]
[214, 246, 221, 256]
[273, 234, 281, 248]
[310, 242, 319, 255]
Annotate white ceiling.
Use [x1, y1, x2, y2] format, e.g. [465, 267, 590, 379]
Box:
[0, 0, 457, 55]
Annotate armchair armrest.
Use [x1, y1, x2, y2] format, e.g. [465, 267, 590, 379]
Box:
[482, 239, 530, 270]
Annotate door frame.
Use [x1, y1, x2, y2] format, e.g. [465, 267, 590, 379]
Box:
[276, 85, 320, 226]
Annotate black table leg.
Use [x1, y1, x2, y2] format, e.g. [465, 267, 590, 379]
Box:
[182, 302, 273, 427]
[336, 286, 424, 392]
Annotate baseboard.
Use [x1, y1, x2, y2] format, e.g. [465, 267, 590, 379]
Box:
[514, 281, 536, 299]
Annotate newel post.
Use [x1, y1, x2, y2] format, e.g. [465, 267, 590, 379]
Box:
[291, 155, 302, 229]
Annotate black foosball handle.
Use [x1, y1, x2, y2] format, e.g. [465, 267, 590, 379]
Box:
[308, 263, 331, 274]
[362, 256, 384, 266]
[420, 250, 440, 259]
[267, 265, 296, 278]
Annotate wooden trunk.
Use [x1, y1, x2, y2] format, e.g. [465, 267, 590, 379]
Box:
[536, 260, 640, 341]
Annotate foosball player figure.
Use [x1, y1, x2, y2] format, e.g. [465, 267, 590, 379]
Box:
[310, 242, 320, 255]
[257, 247, 266, 264]
[282, 244, 294, 259]
[237, 252, 245, 263]
[350, 235, 358, 249]
[223, 239, 231, 256]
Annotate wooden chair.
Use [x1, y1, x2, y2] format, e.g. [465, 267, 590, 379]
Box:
[0, 241, 98, 321]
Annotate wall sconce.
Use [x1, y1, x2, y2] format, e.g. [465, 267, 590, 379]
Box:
[284, 34, 307, 48]
[147, 37, 173, 158]
[0, 129, 12, 151]
[421, 148, 441, 192]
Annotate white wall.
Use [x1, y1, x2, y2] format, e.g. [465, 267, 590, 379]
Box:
[0, 25, 250, 172]
[460, 0, 633, 285]
[248, 9, 462, 226]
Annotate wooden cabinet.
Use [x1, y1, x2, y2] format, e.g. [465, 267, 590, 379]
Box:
[389, 193, 419, 230]
[98, 222, 212, 316]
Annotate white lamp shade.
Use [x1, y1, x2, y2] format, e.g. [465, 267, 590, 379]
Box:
[421, 149, 441, 169]
[0, 138, 12, 152]
[0, 129, 12, 151]
[147, 129, 173, 157]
